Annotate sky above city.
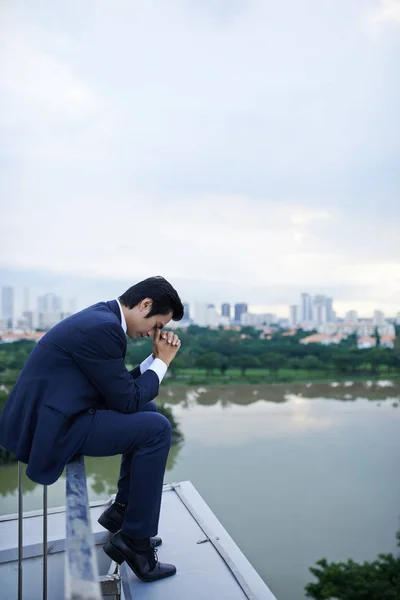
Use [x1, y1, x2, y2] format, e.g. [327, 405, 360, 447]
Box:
[1, 0, 399, 317]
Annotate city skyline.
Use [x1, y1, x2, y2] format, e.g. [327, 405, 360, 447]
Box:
[0, 1, 399, 320]
[1, 281, 398, 329]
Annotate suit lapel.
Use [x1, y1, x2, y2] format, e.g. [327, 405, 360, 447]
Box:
[106, 300, 127, 358]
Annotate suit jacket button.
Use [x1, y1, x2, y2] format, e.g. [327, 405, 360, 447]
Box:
[88, 408, 95, 415]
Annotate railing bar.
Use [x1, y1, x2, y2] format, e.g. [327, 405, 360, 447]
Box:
[17, 462, 23, 600]
[43, 485, 48, 600]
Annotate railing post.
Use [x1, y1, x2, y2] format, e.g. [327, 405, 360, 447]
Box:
[17, 462, 23, 600]
[43, 485, 48, 600]
[65, 456, 101, 600]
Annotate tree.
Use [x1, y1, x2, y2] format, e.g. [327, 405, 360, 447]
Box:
[231, 355, 261, 376]
[219, 358, 229, 376]
[366, 347, 391, 375]
[301, 355, 324, 373]
[305, 528, 400, 600]
[262, 353, 284, 375]
[0, 351, 7, 372]
[168, 354, 186, 379]
[195, 352, 221, 375]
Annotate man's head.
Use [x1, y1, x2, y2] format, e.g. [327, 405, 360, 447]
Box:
[119, 276, 184, 339]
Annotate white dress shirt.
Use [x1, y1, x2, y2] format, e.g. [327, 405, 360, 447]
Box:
[116, 299, 168, 383]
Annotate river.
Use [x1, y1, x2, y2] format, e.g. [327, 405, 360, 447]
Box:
[1, 379, 399, 599]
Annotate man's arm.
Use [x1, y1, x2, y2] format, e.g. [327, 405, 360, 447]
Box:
[130, 354, 153, 380]
[72, 323, 160, 413]
[130, 354, 168, 382]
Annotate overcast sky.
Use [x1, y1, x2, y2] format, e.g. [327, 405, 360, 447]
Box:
[1, 0, 399, 317]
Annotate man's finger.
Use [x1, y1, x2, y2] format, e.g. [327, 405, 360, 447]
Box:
[154, 328, 161, 344]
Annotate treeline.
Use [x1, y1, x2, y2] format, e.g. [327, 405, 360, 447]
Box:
[125, 325, 400, 381]
[1, 326, 399, 397]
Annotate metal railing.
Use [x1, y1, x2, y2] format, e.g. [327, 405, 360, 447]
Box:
[17, 456, 120, 599]
[17, 462, 48, 600]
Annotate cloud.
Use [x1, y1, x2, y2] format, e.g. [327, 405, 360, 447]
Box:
[0, 0, 399, 316]
[368, 0, 400, 27]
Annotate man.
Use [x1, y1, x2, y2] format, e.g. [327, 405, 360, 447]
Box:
[0, 276, 184, 582]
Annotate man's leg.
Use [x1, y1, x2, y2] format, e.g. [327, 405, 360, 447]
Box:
[81, 405, 170, 539]
[115, 401, 158, 507]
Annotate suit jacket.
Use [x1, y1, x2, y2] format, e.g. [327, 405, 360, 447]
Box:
[0, 300, 159, 485]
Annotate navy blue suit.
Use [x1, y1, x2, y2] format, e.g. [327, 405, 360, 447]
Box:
[0, 300, 172, 538]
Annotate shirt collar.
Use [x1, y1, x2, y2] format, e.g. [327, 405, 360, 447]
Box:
[116, 299, 127, 334]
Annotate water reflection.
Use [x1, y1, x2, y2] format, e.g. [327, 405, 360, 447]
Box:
[0, 380, 398, 513]
[159, 379, 400, 406]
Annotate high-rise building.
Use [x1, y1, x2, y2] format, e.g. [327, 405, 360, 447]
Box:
[221, 303, 231, 319]
[193, 303, 219, 327]
[1, 286, 14, 329]
[373, 310, 385, 327]
[346, 310, 358, 324]
[325, 297, 335, 322]
[37, 293, 62, 313]
[183, 302, 190, 320]
[23, 287, 30, 312]
[234, 303, 248, 323]
[313, 295, 327, 326]
[22, 311, 34, 330]
[300, 293, 313, 322]
[241, 312, 277, 327]
[289, 305, 299, 327]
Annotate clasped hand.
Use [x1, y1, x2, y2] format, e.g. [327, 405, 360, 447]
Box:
[152, 329, 181, 366]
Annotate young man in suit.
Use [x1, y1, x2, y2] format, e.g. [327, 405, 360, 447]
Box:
[0, 276, 184, 582]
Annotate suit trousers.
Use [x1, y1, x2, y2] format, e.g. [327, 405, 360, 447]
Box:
[80, 401, 171, 538]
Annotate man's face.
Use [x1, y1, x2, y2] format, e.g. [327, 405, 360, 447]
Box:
[126, 299, 173, 339]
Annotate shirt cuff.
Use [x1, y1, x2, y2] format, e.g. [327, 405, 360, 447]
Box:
[149, 358, 168, 383]
[140, 354, 154, 374]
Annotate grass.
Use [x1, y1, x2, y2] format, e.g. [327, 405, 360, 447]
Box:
[165, 367, 399, 386]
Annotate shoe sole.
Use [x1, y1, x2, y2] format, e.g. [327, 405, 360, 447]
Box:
[103, 541, 176, 583]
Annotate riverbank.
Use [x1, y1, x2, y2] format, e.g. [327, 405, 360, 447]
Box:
[158, 368, 400, 386]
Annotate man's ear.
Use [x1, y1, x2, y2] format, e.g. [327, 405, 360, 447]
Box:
[139, 297, 153, 313]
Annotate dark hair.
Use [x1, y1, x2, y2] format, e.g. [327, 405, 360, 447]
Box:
[119, 276, 184, 321]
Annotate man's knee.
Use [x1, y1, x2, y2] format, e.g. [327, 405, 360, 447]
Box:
[140, 401, 158, 413]
[149, 412, 172, 442]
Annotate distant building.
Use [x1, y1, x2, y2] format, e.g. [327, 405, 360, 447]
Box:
[345, 310, 359, 324]
[234, 303, 248, 323]
[325, 297, 335, 322]
[300, 293, 313, 322]
[23, 287, 30, 312]
[380, 334, 395, 349]
[289, 305, 299, 327]
[193, 303, 219, 327]
[1, 286, 14, 329]
[313, 295, 328, 326]
[37, 293, 62, 314]
[22, 311, 34, 330]
[183, 302, 190, 321]
[38, 311, 71, 331]
[300, 333, 345, 345]
[241, 312, 277, 327]
[357, 336, 376, 350]
[373, 310, 385, 327]
[221, 303, 231, 319]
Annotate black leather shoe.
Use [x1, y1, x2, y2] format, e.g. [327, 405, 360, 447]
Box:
[103, 531, 176, 582]
[98, 503, 162, 547]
